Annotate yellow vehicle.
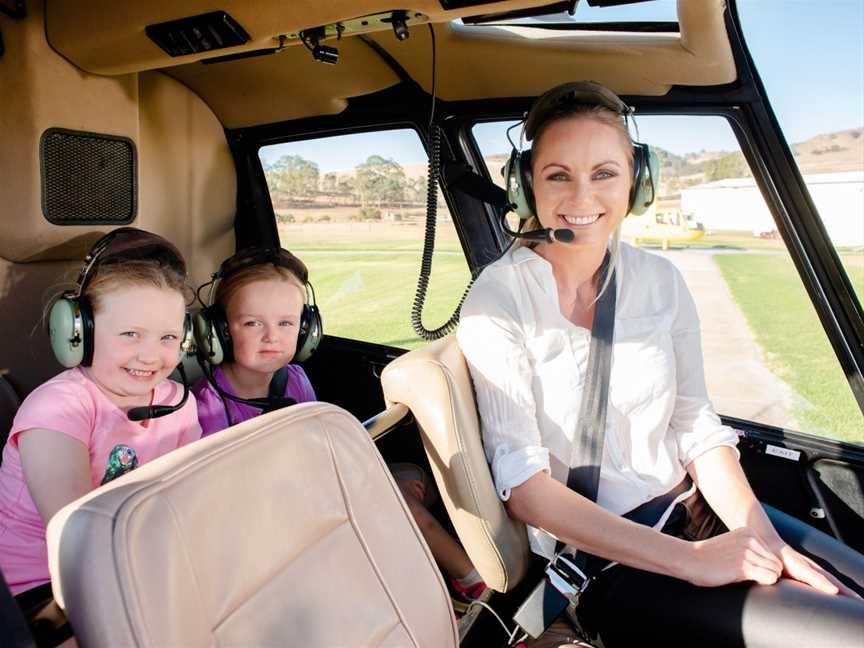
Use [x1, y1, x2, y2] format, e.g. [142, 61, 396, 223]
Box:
[624, 207, 705, 250]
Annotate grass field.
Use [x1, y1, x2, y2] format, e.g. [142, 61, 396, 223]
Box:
[714, 253, 863, 444]
[282, 223, 471, 349]
[279, 222, 863, 443]
[840, 252, 864, 304]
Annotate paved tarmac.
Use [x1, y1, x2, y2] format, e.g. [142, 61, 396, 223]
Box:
[652, 248, 800, 431]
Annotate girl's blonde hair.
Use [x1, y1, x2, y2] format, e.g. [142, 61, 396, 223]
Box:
[214, 259, 308, 312]
[518, 104, 634, 299]
[84, 258, 191, 312]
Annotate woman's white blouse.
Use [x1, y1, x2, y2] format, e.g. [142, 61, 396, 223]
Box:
[456, 243, 739, 558]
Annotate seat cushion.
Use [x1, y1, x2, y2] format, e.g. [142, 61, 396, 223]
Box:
[47, 402, 458, 648]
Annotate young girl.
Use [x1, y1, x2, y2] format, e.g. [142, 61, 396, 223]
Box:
[191, 248, 317, 435]
[0, 228, 201, 601]
[193, 248, 486, 608]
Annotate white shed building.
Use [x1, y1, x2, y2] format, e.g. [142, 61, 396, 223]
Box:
[681, 171, 864, 246]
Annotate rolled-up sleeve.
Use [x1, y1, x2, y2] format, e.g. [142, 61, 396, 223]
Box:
[457, 278, 549, 500]
[669, 266, 739, 466]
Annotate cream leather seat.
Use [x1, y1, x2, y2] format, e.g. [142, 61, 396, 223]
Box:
[381, 335, 531, 594]
[46, 402, 458, 648]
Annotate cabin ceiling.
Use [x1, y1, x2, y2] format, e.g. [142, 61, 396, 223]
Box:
[45, 0, 736, 128]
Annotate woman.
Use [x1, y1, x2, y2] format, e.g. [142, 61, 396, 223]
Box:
[456, 81, 864, 646]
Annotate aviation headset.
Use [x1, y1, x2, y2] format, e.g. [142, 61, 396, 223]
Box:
[503, 80, 659, 221]
[48, 227, 192, 368]
[193, 247, 322, 365]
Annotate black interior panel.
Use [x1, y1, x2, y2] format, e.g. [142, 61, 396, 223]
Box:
[301, 335, 405, 424]
[810, 459, 864, 554]
[737, 434, 834, 536]
[731, 415, 864, 549]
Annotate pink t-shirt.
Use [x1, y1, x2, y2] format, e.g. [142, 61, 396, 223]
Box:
[0, 368, 201, 595]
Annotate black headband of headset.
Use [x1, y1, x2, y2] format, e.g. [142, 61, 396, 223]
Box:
[76, 227, 187, 295]
[216, 247, 309, 285]
[523, 80, 633, 143]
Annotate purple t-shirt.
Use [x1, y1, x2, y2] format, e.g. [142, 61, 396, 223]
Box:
[192, 365, 316, 437]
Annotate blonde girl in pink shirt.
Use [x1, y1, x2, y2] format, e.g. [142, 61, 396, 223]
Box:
[0, 229, 201, 633]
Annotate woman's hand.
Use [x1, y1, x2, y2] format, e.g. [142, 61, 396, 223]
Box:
[681, 527, 783, 587]
[773, 543, 861, 599]
[682, 529, 861, 599]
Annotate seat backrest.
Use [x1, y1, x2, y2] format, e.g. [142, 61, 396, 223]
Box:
[46, 402, 458, 648]
[381, 335, 531, 593]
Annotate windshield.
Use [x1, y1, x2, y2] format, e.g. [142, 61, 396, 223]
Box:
[461, 0, 677, 28]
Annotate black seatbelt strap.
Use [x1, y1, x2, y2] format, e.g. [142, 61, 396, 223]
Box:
[515, 255, 696, 639]
[555, 253, 616, 555]
[261, 366, 291, 414]
[514, 255, 616, 639]
[268, 366, 290, 400]
[546, 253, 616, 608]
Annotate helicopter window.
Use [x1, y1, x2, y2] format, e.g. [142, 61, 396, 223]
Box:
[258, 128, 470, 350]
[471, 115, 863, 445]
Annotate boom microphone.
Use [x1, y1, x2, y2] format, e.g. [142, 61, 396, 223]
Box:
[500, 217, 575, 244]
[127, 363, 191, 421]
[197, 356, 297, 412]
[439, 162, 575, 244]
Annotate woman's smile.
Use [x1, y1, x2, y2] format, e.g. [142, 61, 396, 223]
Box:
[559, 213, 603, 227]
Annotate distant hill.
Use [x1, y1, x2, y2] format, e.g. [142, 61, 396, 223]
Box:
[668, 127, 864, 177]
[316, 127, 862, 209]
[460, 127, 861, 212]
[791, 128, 864, 173]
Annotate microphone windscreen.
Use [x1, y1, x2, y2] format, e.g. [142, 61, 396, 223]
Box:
[126, 407, 153, 422]
[552, 229, 575, 243]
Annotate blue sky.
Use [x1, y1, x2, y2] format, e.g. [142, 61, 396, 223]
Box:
[260, 0, 863, 170]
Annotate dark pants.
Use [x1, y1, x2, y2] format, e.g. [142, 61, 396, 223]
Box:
[13, 583, 72, 648]
[570, 503, 864, 647]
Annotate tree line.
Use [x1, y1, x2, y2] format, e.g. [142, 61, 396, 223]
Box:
[264, 148, 754, 212]
[263, 154, 429, 209]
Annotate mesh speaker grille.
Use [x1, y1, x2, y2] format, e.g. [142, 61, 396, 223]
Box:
[40, 128, 137, 225]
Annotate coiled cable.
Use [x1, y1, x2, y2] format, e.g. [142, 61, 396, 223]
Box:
[410, 24, 474, 341]
[410, 124, 474, 340]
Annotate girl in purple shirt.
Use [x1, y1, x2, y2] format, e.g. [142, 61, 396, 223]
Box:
[192, 248, 487, 608]
[192, 249, 317, 436]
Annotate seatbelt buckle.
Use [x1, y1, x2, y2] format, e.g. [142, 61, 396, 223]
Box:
[512, 553, 592, 639]
[546, 553, 591, 606]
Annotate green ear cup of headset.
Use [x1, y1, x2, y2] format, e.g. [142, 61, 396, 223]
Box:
[293, 302, 323, 363]
[178, 313, 193, 364]
[629, 145, 660, 216]
[48, 296, 89, 368]
[504, 149, 535, 220]
[193, 311, 224, 366]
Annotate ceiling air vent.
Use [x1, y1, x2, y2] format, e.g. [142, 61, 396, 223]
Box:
[146, 11, 250, 58]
